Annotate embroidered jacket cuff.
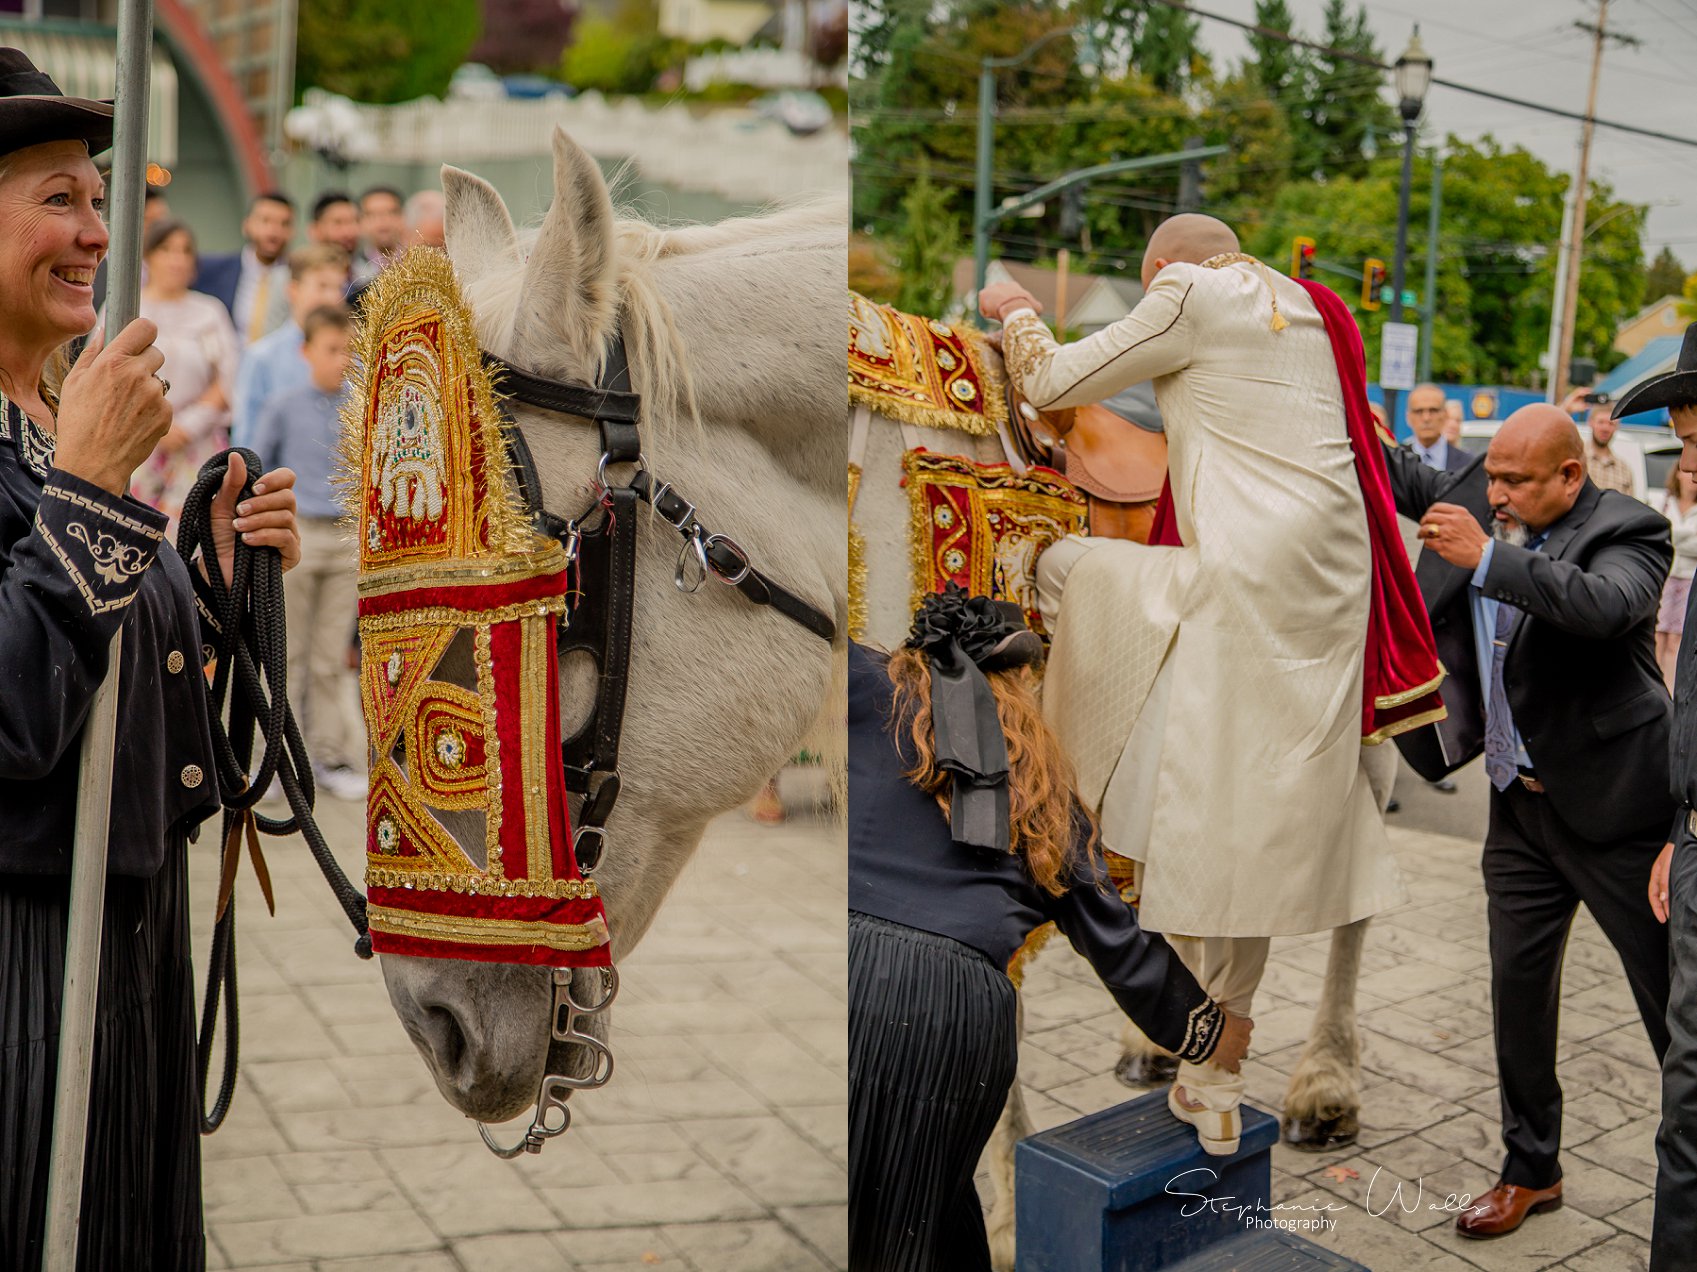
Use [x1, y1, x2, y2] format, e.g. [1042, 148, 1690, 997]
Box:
[35, 469, 167, 617]
[1175, 995, 1225, 1064]
[1000, 309, 1056, 400]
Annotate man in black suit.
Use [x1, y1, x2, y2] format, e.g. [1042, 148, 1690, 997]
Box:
[1385, 404, 1673, 1240]
[1406, 382, 1472, 473]
[192, 191, 294, 345]
[1635, 322, 1697, 1271]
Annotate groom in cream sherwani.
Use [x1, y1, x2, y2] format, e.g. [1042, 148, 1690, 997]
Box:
[980, 214, 1409, 1155]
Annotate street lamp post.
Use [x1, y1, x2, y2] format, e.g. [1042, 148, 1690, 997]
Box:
[973, 26, 1080, 306]
[1384, 27, 1431, 432]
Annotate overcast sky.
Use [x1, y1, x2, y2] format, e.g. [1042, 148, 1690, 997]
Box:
[1192, 0, 1697, 268]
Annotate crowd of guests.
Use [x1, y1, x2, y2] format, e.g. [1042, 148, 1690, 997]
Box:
[127, 183, 448, 800]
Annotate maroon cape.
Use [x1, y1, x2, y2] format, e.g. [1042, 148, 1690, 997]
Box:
[1146, 278, 1445, 743]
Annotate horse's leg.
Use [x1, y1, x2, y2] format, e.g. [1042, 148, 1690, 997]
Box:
[984, 996, 1030, 1272]
[1281, 917, 1368, 1150]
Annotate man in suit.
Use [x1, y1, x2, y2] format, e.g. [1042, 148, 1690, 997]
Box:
[1406, 382, 1471, 472]
[1632, 322, 1697, 1271]
[192, 191, 295, 345]
[1386, 404, 1674, 1240]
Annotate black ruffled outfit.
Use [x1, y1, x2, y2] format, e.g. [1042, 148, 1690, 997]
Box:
[847, 641, 1222, 1272]
[0, 400, 220, 1270]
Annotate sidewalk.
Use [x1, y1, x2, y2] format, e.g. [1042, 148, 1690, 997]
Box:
[192, 777, 847, 1272]
[1009, 820, 1662, 1272]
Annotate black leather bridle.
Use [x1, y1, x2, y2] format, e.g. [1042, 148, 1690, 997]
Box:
[482, 331, 836, 875]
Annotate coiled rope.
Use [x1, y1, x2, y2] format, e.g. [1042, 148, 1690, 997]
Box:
[177, 447, 370, 1133]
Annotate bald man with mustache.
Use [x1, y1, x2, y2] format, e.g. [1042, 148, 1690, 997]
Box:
[1384, 404, 1674, 1239]
[979, 214, 1433, 1156]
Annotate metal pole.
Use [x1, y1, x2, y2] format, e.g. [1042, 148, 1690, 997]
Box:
[1385, 118, 1416, 431]
[1553, 0, 1609, 400]
[1419, 152, 1442, 383]
[1543, 154, 1577, 403]
[43, 3, 153, 1267]
[972, 60, 994, 318]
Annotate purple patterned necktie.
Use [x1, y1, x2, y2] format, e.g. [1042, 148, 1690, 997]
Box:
[1483, 534, 1545, 791]
[1484, 597, 1520, 791]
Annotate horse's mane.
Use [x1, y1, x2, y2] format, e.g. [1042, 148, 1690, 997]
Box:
[463, 198, 842, 445]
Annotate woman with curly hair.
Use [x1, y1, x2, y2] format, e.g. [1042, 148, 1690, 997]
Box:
[848, 586, 1252, 1272]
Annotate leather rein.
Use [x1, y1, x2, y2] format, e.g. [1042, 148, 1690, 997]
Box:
[472, 332, 834, 1157]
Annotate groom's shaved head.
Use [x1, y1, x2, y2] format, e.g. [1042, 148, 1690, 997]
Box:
[1142, 214, 1240, 288]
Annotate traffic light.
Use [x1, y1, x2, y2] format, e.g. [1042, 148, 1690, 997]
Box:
[1291, 236, 1316, 281]
[1361, 259, 1385, 311]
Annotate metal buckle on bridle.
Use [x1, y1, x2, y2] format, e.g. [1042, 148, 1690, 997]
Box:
[702, 533, 751, 586]
[476, 965, 620, 1158]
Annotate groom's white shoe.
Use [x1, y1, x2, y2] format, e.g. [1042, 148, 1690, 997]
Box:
[1168, 1082, 1241, 1156]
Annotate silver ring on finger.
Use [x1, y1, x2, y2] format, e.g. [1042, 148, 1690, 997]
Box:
[155, 374, 170, 396]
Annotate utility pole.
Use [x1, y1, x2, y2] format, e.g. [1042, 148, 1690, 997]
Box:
[1551, 1, 1638, 399]
[1419, 152, 1442, 383]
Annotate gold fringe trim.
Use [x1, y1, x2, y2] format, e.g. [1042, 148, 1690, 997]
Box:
[367, 867, 600, 898]
[1363, 703, 1449, 746]
[847, 463, 868, 643]
[847, 292, 1007, 437]
[1374, 663, 1447, 710]
[368, 903, 610, 951]
[357, 596, 569, 634]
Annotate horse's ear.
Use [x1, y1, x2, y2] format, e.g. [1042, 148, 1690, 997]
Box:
[513, 127, 617, 362]
[442, 164, 520, 292]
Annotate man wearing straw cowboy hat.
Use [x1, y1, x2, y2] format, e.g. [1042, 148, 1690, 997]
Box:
[1632, 321, 1697, 1270]
[0, 47, 301, 1269]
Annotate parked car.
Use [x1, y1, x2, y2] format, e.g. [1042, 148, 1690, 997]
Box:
[503, 74, 574, 100]
[449, 63, 504, 101]
[1459, 419, 1675, 505]
[753, 90, 833, 136]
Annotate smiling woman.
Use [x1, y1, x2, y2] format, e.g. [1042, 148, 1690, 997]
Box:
[0, 46, 302, 1272]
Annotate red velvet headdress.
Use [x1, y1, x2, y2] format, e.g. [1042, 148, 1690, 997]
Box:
[342, 248, 612, 968]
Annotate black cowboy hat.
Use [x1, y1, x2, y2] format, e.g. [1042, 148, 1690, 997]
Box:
[1614, 322, 1697, 419]
[0, 48, 113, 158]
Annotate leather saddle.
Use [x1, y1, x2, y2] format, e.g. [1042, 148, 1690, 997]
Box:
[1006, 381, 1168, 544]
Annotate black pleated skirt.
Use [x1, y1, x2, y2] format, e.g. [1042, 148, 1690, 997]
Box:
[849, 911, 1019, 1272]
[0, 834, 206, 1271]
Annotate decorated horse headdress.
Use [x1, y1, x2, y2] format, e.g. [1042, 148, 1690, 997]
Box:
[342, 248, 612, 971]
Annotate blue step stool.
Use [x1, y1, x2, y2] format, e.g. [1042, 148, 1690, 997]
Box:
[1015, 1092, 1367, 1272]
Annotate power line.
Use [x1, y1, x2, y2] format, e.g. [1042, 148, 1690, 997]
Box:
[1137, 0, 1697, 150]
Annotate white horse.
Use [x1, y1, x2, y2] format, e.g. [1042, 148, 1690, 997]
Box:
[374, 129, 846, 1126]
[849, 305, 1382, 1270]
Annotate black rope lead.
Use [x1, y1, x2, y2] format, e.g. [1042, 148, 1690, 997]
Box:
[177, 448, 372, 1132]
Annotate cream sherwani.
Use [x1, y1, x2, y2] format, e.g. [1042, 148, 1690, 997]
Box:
[1004, 256, 1406, 945]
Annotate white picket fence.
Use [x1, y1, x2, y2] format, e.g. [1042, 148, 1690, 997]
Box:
[299, 90, 847, 204]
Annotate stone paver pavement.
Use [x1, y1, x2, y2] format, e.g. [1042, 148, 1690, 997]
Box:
[1008, 809, 1664, 1272]
[191, 772, 846, 1272]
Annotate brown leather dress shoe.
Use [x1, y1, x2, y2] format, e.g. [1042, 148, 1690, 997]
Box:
[1455, 1180, 1563, 1239]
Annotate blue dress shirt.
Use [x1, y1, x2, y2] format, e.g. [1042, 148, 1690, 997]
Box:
[1470, 534, 1546, 772]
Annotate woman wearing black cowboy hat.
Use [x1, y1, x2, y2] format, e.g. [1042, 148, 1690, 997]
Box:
[1635, 321, 1697, 1271]
[848, 586, 1252, 1271]
[0, 49, 302, 1269]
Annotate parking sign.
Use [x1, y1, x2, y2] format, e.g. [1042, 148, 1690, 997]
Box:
[1380, 322, 1418, 391]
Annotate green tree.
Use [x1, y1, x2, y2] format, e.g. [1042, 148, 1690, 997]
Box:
[295, 0, 481, 103]
[1247, 0, 1307, 99]
[1294, 0, 1395, 181]
[893, 161, 963, 316]
[1133, 1, 1205, 95]
[1680, 273, 1697, 322]
[1647, 246, 1688, 302]
[1245, 137, 1644, 386]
